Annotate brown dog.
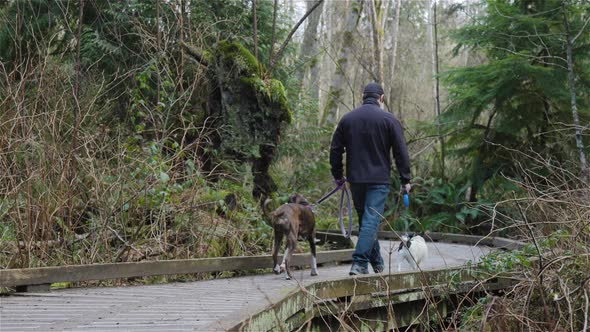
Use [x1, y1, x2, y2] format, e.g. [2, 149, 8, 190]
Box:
[268, 194, 318, 280]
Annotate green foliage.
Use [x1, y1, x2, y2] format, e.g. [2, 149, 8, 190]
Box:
[0, 200, 14, 241]
[190, 0, 293, 73]
[387, 173, 522, 233]
[460, 296, 491, 330]
[0, 0, 63, 66]
[214, 41, 291, 158]
[210, 40, 291, 201]
[478, 229, 571, 275]
[479, 248, 532, 274]
[0, 0, 300, 275]
[441, 0, 590, 214]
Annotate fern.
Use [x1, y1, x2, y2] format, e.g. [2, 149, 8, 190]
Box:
[440, 0, 590, 205]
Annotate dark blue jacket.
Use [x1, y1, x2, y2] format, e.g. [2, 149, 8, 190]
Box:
[330, 98, 411, 185]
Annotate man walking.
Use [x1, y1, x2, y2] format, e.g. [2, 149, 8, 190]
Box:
[330, 82, 411, 275]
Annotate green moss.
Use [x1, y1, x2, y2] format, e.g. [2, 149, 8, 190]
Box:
[268, 79, 291, 123]
[216, 41, 260, 75]
[239, 76, 291, 124]
[342, 31, 354, 46]
[309, 56, 319, 68]
[201, 49, 213, 63]
[212, 40, 291, 197]
[183, 42, 213, 64]
[239, 76, 265, 93]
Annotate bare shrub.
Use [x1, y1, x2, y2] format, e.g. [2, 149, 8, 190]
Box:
[459, 153, 590, 331]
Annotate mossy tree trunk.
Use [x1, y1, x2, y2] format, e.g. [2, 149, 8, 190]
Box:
[195, 41, 291, 200]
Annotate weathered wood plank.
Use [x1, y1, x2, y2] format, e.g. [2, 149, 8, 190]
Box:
[0, 249, 353, 287]
[1, 241, 497, 332]
[233, 266, 511, 332]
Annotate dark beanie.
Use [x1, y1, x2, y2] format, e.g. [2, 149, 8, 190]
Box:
[363, 82, 384, 95]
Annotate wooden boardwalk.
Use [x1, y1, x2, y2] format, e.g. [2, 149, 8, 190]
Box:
[0, 240, 494, 331]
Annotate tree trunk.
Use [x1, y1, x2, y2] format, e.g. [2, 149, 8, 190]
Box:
[268, 0, 324, 73]
[156, 0, 161, 105]
[296, 0, 324, 102]
[252, 0, 258, 62]
[178, 0, 185, 94]
[428, 0, 444, 179]
[66, 0, 85, 254]
[387, 0, 401, 114]
[368, 0, 384, 83]
[321, 0, 362, 126]
[562, 1, 588, 183]
[268, 0, 278, 67]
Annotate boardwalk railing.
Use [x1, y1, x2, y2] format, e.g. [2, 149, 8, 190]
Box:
[0, 231, 353, 291]
[0, 231, 523, 292]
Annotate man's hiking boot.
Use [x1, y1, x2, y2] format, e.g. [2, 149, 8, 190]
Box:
[373, 265, 385, 273]
[349, 264, 368, 276]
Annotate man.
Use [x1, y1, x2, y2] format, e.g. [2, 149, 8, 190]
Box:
[330, 82, 411, 275]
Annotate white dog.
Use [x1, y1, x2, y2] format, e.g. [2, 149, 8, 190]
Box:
[397, 234, 428, 271]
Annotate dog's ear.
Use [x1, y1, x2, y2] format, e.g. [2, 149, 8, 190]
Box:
[288, 193, 310, 206]
[297, 196, 310, 206]
[287, 194, 299, 204]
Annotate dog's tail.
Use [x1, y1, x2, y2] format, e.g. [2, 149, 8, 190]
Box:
[274, 210, 287, 220]
[263, 199, 292, 228]
[262, 198, 274, 219]
[271, 210, 291, 229]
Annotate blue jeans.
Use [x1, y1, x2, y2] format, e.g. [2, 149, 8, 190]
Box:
[349, 183, 390, 270]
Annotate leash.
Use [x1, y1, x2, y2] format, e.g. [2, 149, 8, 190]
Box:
[313, 179, 353, 238]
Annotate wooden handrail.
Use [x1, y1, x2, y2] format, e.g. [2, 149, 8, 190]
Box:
[0, 231, 524, 289]
[0, 249, 353, 288]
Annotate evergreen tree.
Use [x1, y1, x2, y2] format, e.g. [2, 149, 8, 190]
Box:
[442, 0, 590, 206]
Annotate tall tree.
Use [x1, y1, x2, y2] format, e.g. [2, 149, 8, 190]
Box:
[268, 0, 324, 73]
[386, 0, 402, 118]
[442, 0, 590, 206]
[252, 0, 259, 62]
[268, 0, 278, 67]
[428, 0, 444, 179]
[321, 0, 363, 126]
[368, 0, 384, 83]
[296, 0, 324, 102]
[562, 0, 588, 183]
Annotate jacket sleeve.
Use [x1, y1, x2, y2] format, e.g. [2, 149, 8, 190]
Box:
[330, 122, 346, 180]
[390, 117, 411, 184]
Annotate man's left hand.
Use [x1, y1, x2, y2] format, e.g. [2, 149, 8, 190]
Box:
[334, 177, 346, 187]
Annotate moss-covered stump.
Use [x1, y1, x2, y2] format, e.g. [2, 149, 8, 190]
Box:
[205, 41, 291, 199]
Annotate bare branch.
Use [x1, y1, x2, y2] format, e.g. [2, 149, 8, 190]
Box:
[572, 14, 590, 44]
[268, 0, 324, 73]
[180, 41, 209, 67]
